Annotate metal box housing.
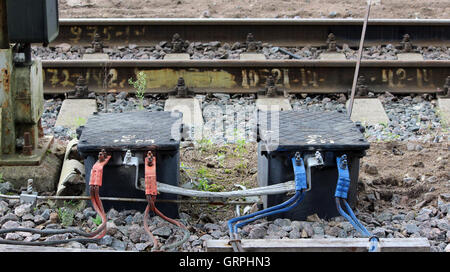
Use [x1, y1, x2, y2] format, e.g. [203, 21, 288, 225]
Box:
[6, 0, 59, 44]
[257, 110, 369, 220]
[78, 111, 183, 218]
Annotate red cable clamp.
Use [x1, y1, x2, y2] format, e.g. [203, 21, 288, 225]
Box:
[145, 151, 157, 196]
[89, 149, 112, 187]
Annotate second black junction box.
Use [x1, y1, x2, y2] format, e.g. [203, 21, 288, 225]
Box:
[77, 111, 183, 218]
[257, 110, 370, 220]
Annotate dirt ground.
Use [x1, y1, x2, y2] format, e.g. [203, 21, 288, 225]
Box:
[358, 141, 449, 215]
[60, 0, 450, 19]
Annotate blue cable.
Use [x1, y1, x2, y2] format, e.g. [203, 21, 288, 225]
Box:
[227, 190, 301, 236]
[234, 191, 305, 232]
[228, 154, 308, 237]
[343, 200, 370, 236]
[335, 154, 379, 252]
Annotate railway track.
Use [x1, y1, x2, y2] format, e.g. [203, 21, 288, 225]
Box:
[42, 59, 450, 95]
[56, 18, 450, 47]
[40, 18, 450, 95]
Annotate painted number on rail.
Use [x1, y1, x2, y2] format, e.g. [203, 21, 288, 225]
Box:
[380, 68, 434, 88]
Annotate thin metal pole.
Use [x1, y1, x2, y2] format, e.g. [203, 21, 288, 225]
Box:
[0, 193, 260, 205]
[347, 0, 372, 117]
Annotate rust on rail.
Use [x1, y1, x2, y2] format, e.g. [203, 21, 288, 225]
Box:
[41, 60, 450, 95]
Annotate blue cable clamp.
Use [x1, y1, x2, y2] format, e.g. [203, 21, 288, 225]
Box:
[335, 155, 351, 199]
[291, 156, 307, 191]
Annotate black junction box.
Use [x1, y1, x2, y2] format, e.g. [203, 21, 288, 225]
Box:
[6, 0, 59, 44]
[78, 111, 183, 218]
[257, 110, 369, 220]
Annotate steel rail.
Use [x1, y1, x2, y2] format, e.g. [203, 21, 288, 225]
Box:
[41, 59, 450, 95]
[53, 18, 450, 47]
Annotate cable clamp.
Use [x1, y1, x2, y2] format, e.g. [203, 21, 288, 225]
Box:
[89, 149, 111, 187]
[335, 155, 351, 199]
[292, 153, 307, 190]
[145, 151, 158, 196]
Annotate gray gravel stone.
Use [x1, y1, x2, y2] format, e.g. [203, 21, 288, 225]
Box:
[404, 223, 420, 234]
[14, 204, 32, 217]
[0, 213, 19, 225]
[0, 182, 13, 194]
[248, 226, 267, 239]
[99, 235, 113, 246]
[153, 226, 172, 238]
[5, 233, 21, 240]
[111, 238, 126, 251]
[41, 209, 51, 220]
[273, 218, 291, 227]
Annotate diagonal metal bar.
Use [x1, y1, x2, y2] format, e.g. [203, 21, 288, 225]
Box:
[347, 0, 372, 117]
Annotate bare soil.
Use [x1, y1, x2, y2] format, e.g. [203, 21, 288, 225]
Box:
[179, 142, 258, 224]
[59, 0, 450, 19]
[358, 141, 449, 215]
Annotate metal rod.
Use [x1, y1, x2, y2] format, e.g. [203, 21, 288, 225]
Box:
[0, 193, 260, 205]
[347, 0, 372, 118]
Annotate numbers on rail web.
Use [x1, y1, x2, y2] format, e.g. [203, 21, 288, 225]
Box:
[68, 26, 146, 44]
[381, 68, 433, 88]
[241, 68, 320, 89]
[43, 67, 436, 91]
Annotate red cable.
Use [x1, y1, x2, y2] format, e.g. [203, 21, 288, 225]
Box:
[143, 197, 159, 250]
[91, 186, 107, 239]
[149, 196, 187, 230]
[88, 185, 107, 239]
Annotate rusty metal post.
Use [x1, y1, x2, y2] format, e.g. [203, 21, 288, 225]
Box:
[22, 132, 32, 155]
[0, 0, 14, 155]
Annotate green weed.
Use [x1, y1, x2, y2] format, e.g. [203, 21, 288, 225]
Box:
[128, 71, 147, 110]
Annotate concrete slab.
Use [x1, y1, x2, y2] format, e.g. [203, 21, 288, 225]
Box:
[0, 148, 62, 192]
[346, 98, 389, 126]
[239, 53, 266, 60]
[256, 97, 292, 111]
[437, 97, 450, 128]
[397, 53, 424, 61]
[319, 52, 346, 60]
[54, 99, 97, 130]
[163, 53, 190, 60]
[82, 53, 109, 60]
[164, 97, 203, 140]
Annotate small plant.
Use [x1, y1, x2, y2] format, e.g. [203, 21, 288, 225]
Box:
[70, 117, 87, 138]
[234, 139, 248, 156]
[92, 214, 102, 226]
[196, 138, 213, 152]
[128, 71, 147, 110]
[0, 173, 4, 183]
[216, 151, 226, 167]
[197, 177, 210, 191]
[57, 207, 75, 227]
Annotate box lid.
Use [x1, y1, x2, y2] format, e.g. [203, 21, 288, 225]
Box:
[77, 111, 183, 154]
[257, 110, 370, 152]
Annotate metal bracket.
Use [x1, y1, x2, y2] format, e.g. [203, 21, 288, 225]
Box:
[304, 151, 325, 192]
[122, 150, 140, 191]
[144, 151, 157, 196]
[19, 179, 37, 207]
[90, 150, 111, 187]
[291, 152, 308, 191]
